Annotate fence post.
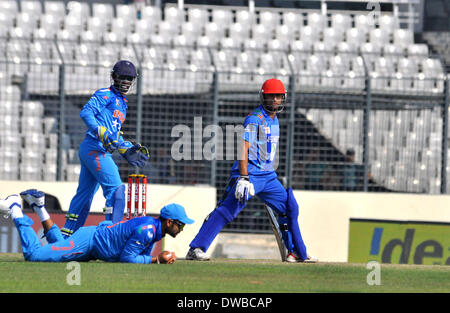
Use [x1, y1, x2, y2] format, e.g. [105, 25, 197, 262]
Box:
[210, 71, 219, 187]
[57, 63, 65, 181]
[286, 74, 296, 188]
[441, 76, 449, 194]
[362, 61, 372, 192]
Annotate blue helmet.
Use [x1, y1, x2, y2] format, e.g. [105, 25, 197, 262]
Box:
[111, 60, 137, 94]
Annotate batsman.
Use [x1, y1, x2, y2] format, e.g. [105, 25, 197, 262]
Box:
[61, 60, 150, 238]
[186, 79, 317, 263]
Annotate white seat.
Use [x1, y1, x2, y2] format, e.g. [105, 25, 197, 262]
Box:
[141, 6, 161, 23]
[0, 101, 19, 117]
[259, 11, 280, 27]
[21, 101, 44, 117]
[164, 6, 184, 25]
[274, 24, 297, 42]
[354, 14, 371, 34]
[0, 161, 19, 180]
[188, 7, 209, 24]
[323, 27, 344, 45]
[93, 3, 114, 19]
[0, 120, 20, 138]
[393, 29, 414, 48]
[116, 4, 136, 20]
[44, 1, 66, 16]
[212, 8, 233, 25]
[180, 22, 204, 45]
[66, 164, 81, 181]
[300, 25, 320, 43]
[228, 23, 250, 43]
[67, 1, 90, 18]
[332, 13, 351, 30]
[307, 12, 326, 30]
[23, 133, 45, 151]
[43, 163, 57, 181]
[158, 20, 180, 39]
[204, 22, 226, 42]
[108, 18, 131, 43]
[0, 0, 18, 16]
[20, 163, 42, 181]
[251, 24, 272, 44]
[21, 116, 43, 134]
[369, 28, 390, 46]
[378, 15, 399, 34]
[86, 16, 109, 34]
[21, 1, 43, 15]
[236, 9, 255, 25]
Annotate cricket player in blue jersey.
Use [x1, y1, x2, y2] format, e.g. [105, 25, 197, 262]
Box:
[0, 190, 193, 264]
[186, 79, 317, 263]
[61, 60, 150, 238]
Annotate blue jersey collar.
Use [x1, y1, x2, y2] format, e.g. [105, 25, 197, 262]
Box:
[258, 104, 275, 122]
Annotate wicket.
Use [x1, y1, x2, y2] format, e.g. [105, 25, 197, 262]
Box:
[127, 174, 147, 220]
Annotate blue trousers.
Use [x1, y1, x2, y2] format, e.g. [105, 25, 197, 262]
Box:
[15, 215, 96, 262]
[62, 139, 122, 237]
[190, 172, 308, 258]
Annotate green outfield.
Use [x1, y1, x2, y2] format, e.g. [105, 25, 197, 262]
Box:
[0, 253, 449, 293]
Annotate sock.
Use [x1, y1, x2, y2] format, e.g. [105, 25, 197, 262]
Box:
[33, 205, 50, 223]
[11, 206, 24, 219]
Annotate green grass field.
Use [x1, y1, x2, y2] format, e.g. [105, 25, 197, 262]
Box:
[0, 253, 449, 293]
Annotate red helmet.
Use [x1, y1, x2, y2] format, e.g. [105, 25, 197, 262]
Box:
[259, 78, 287, 113]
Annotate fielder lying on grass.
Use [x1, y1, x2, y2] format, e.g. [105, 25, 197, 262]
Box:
[0, 189, 194, 264]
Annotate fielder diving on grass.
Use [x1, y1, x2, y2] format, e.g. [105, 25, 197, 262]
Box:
[61, 60, 150, 238]
[186, 78, 317, 263]
[0, 189, 194, 264]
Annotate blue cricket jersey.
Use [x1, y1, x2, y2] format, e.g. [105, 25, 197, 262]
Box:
[80, 85, 128, 153]
[231, 105, 280, 176]
[91, 217, 163, 264]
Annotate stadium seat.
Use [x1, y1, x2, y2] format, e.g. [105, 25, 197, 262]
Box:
[188, 7, 209, 24]
[393, 29, 414, 48]
[259, 11, 280, 27]
[0, 161, 19, 180]
[369, 28, 391, 47]
[307, 12, 326, 30]
[43, 163, 57, 181]
[323, 27, 344, 45]
[92, 3, 114, 20]
[44, 1, 66, 16]
[86, 16, 109, 34]
[229, 22, 251, 41]
[21, 1, 43, 15]
[21, 101, 44, 117]
[164, 6, 184, 24]
[236, 9, 255, 25]
[0, 0, 18, 16]
[212, 8, 233, 25]
[141, 5, 161, 23]
[67, 1, 90, 18]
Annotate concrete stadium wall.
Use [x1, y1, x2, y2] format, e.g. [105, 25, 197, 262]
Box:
[2, 181, 450, 262]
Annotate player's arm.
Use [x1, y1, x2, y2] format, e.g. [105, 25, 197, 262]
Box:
[119, 227, 154, 264]
[235, 121, 257, 202]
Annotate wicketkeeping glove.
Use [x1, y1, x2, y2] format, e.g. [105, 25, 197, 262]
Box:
[234, 175, 255, 203]
[118, 141, 150, 168]
[96, 126, 119, 153]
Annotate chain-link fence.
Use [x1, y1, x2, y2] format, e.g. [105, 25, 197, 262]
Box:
[1, 36, 449, 233]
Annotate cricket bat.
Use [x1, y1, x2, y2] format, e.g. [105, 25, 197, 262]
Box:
[265, 205, 287, 262]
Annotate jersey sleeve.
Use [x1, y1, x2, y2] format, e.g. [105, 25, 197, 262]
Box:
[80, 89, 109, 132]
[119, 224, 155, 264]
[242, 115, 261, 144]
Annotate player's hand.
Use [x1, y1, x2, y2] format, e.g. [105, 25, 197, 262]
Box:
[235, 175, 255, 202]
[118, 141, 150, 168]
[158, 251, 177, 264]
[96, 126, 119, 153]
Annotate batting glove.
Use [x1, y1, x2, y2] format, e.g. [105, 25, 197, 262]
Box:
[97, 126, 119, 153]
[235, 175, 255, 203]
[118, 141, 150, 168]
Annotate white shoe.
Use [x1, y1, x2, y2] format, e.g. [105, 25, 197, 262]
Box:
[20, 189, 45, 208]
[0, 194, 21, 219]
[186, 248, 210, 261]
[286, 252, 318, 263]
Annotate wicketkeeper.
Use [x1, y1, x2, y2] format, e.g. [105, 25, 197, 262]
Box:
[1, 190, 193, 264]
[186, 79, 317, 263]
[61, 60, 150, 238]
